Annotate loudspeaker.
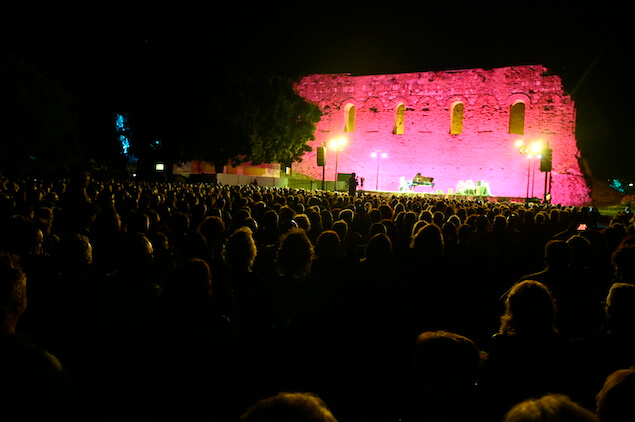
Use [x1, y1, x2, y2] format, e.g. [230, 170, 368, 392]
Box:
[317, 147, 325, 166]
[540, 145, 552, 172]
[540, 157, 552, 172]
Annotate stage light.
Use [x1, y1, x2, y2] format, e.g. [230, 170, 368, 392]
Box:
[517, 140, 544, 200]
[330, 136, 347, 151]
[529, 140, 543, 155]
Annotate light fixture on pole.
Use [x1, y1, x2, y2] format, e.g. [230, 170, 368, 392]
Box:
[516, 140, 544, 200]
[371, 150, 387, 191]
[330, 136, 347, 191]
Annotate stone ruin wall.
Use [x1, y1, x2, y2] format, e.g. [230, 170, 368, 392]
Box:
[293, 65, 591, 206]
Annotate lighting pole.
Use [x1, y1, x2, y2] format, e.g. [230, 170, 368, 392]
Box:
[531, 156, 537, 198]
[320, 143, 326, 191]
[515, 140, 544, 200]
[526, 156, 532, 199]
[371, 150, 387, 191]
[330, 137, 346, 191]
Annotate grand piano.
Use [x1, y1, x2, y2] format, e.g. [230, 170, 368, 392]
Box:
[408, 173, 434, 190]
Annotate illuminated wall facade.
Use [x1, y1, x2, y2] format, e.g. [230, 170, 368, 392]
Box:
[293, 65, 591, 206]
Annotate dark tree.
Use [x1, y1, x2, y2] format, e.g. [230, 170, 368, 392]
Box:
[0, 55, 79, 177]
[134, 60, 321, 172]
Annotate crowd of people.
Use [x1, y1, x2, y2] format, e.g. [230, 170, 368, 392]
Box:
[2, 172, 635, 421]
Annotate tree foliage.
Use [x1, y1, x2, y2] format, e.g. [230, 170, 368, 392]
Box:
[154, 62, 321, 170]
[0, 55, 79, 177]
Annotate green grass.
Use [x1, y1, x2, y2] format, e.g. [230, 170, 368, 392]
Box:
[598, 205, 628, 219]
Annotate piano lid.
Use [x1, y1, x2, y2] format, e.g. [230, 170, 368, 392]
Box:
[413, 174, 434, 183]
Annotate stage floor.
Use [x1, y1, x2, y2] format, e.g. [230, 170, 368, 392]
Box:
[357, 189, 533, 203]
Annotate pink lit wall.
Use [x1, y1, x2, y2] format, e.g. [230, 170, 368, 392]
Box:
[293, 65, 591, 206]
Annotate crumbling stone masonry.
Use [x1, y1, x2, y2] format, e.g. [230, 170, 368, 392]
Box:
[293, 65, 591, 206]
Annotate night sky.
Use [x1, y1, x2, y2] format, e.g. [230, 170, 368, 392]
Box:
[2, 0, 632, 181]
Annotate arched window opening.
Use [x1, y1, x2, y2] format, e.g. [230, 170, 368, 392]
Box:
[344, 104, 355, 132]
[509, 102, 526, 135]
[450, 102, 464, 135]
[393, 103, 405, 135]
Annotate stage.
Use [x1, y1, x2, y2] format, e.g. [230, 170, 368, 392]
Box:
[356, 189, 539, 204]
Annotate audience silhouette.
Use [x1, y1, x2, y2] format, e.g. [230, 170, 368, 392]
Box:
[240, 391, 337, 422]
[401, 330, 484, 421]
[504, 394, 599, 422]
[2, 175, 635, 421]
[480, 280, 570, 419]
[0, 252, 89, 421]
[596, 368, 635, 422]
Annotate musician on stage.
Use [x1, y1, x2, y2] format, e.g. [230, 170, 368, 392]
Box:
[399, 177, 409, 192]
[348, 173, 358, 196]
